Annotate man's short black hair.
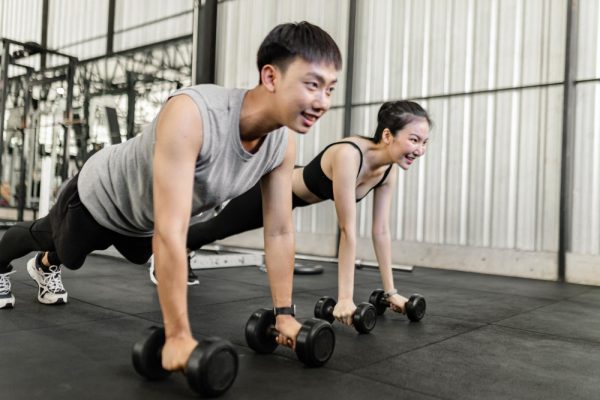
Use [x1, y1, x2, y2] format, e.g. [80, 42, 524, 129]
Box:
[257, 21, 342, 82]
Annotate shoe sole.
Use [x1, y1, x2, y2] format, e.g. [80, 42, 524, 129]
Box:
[26, 260, 68, 305]
[0, 297, 15, 308]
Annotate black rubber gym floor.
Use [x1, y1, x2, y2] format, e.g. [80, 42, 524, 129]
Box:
[2, 250, 600, 399]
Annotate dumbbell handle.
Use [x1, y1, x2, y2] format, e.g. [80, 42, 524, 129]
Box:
[265, 326, 280, 339]
[324, 304, 335, 316]
[378, 296, 391, 307]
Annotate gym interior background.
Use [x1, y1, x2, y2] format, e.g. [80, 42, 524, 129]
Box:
[1, 0, 599, 285]
[2, 1, 600, 400]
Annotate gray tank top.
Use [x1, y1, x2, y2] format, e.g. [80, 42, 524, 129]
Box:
[78, 85, 288, 236]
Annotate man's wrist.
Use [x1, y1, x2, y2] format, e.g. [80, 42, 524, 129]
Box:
[273, 304, 296, 317]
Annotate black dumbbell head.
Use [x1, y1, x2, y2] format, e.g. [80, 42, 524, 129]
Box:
[353, 302, 378, 333]
[368, 289, 388, 315]
[245, 308, 278, 354]
[406, 294, 426, 322]
[295, 319, 335, 367]
[186, 337, 239, 397]
[314, 296, 336, 323]
[132, 326, 172, 381]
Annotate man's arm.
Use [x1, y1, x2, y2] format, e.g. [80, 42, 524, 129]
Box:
[260, 131, 302, 345]
[152, 94, 202, 370]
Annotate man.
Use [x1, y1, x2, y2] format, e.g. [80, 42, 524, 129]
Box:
[0, 21, 341, 371]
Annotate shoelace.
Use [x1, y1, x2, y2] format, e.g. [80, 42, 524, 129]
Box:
[0, 271, 16, 294]
[41, 266, 65, 293]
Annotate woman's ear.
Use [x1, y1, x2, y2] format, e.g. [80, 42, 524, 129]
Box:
[260, 64, 278, 92]
[382, 128, 394, 145]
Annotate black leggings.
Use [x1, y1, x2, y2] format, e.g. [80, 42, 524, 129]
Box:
[0, 175, 152, 273]
[186, 181, 309, 251]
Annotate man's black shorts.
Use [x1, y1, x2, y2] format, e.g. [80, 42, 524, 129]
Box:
[49, 174, 153, 269]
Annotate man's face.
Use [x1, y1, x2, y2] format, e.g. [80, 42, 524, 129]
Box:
[271, 58, 338, 134]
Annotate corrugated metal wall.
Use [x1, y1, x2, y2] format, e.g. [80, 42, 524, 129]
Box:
[567, 0, 600, 284]
[1, 0, 193, 63]
[113, 0, 192, 51]
[216, 0, 570, 277]
[0, 0, 43, 44]
[348, 0, 567, 280]
[2, 0, 600, 282]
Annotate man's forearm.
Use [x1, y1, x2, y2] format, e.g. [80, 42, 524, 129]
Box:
[153, 235, 192, 338]
[263, 231, 295, 307]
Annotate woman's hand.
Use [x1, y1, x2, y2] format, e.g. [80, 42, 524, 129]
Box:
[387, 293, 409, 314]
[333, 298, 357, 326]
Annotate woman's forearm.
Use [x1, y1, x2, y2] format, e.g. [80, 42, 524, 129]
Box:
[372, 231, 395, 292]
[337, 229, 356, 301]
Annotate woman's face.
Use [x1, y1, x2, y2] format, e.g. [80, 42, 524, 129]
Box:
[387, 118, 430, 170]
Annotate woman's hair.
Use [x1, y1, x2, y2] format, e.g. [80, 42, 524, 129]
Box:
[372, 101, 432, 143]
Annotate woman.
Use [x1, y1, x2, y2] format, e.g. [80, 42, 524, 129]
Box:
[161, 100, 431, 326]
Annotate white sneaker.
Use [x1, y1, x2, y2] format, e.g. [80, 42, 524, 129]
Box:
[149, 253, 199, 286]
[27, 255, 68, 305]
[0, 267, 16, 309]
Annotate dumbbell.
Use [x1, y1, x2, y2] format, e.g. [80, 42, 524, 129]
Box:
[313, 296, 377, 333]
[245, 308, 335, 367]
[132, 326, 238, 397]
[369, 289, 426, 322]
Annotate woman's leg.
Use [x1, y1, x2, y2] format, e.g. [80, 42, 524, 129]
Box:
[186, 182, 264, 250]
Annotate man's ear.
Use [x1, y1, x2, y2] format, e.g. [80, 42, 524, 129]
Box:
[260, 64, 278, 92]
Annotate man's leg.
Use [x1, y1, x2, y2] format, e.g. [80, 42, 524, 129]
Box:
[0, 216, 58, 308]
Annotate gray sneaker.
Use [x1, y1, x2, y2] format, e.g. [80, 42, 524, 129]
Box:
[0, 266, 16, 309]
[27, 255, 68, 305]
[149, 253, 199, 286]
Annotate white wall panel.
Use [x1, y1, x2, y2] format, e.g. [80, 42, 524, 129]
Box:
[347, 0, 567, 280]
[577, 0, 600, 80]
[0, 0, 42, 44]
[114, 0, 193, 51]
[47, 0, 108, 61]
[567, 0, 600, 284]
[572, 82, 600, 255]
[216, 0, 348, 106]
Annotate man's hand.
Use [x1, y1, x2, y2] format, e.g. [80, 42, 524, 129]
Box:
[161, 335, 199, 371]
[274, 315, 302, 350]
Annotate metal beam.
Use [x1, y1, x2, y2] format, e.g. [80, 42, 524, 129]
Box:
[342, 0, 357, 139]
[17, 72, 33, 221]
[61, 59, 76, 181]
[40, 0, 49, 69]
[107, 0, 116, 55]
[126, 71, 136, 140]
[558, 0, 579, 281]
[0, 41, 11, 183]
[192, 0, 218, 85]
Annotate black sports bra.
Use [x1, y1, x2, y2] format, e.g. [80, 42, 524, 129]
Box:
[302, 140, 393, 202]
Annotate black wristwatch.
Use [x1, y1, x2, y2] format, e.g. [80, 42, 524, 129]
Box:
[273, 304, 296, 317]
